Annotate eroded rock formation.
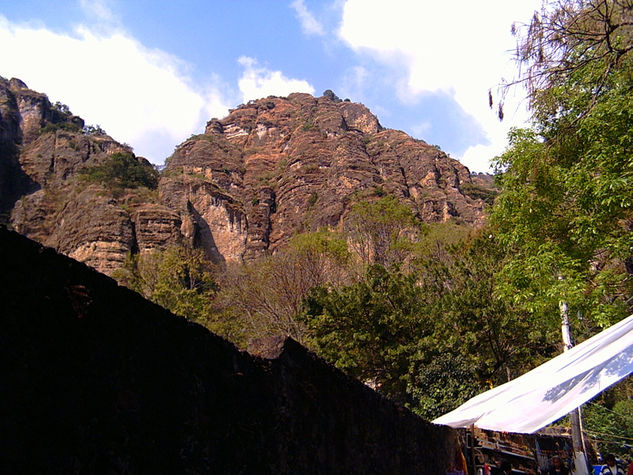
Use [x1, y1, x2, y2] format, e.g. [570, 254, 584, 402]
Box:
[0, 77, 181, 274]
[1, 78, 493, 273]
[162, 92, 489, 263]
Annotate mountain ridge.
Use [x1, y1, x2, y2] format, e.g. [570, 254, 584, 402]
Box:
[1, 77, 493, 274]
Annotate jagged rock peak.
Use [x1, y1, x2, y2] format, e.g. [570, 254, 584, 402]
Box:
[162, 91, 488, 263]
[201, 91, 382, 140]
[1, 77, 182, 275]
[8, 77, 29, 90]
[2, 80, 495, 275]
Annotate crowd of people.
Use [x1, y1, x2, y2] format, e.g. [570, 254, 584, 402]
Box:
[541, 453, 631, 475]
[468, 453, 633, 475]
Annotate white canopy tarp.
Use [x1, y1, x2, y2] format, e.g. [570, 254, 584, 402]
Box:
[433, 314, 633, 433]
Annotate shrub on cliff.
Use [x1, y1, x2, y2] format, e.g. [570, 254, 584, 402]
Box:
[79, 152, 159, 190]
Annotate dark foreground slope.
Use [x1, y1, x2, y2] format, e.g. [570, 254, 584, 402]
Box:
[0, 228, 459, 474]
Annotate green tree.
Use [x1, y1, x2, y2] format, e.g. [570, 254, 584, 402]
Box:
[492, 0, 633, 333]
[80, 152, 159, 191]
[83, 124, 106, 135]
[301, 227, 555, 418]
[302, 264, 431, 404]
[344, 195, 422, 268]
[215, 230, 352, 346]
[583, 398, 633, 460]
[120, 245, 218, 325]
[407, 231, 554, 419]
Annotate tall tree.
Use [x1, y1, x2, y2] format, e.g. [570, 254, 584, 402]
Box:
[344, 195, 422, 268]
[493, 0, 633, 333]
[301, 228, 548, 419]
[215, 230, 351, 346]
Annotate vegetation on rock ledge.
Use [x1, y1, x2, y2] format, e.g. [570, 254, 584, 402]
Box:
[79, 152, 159, 191]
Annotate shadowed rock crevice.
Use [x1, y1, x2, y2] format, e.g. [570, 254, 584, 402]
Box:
[188, 200, 225, 265]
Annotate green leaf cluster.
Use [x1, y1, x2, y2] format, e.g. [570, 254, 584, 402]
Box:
[119, 245, 218, 325]
[344, 195, 422, 268]
[79, 152, 159, 191]
[300, 230, 551, 419]
[583, 397, 633, 460]
[492, 0, 633, 333]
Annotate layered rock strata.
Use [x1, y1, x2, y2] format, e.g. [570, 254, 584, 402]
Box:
[1, 77, 181, 274]
[163, 92, 488, 263]
[2, 78, 492, 273]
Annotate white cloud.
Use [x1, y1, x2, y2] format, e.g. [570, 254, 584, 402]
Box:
[0, 15, 230, 164]
[237, 56, 315, 102]
[339, 0, 540, 172]
[290, 0, 325, 36]
[411, 121, 432, 138]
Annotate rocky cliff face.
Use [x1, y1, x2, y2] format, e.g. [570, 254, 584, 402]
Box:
[1, 78, 491, 274]
[162, 92, 488, 263]
[1, 77, 181, 274]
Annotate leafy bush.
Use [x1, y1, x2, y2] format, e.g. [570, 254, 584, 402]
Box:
[39, 122, 82, 135]
[460, 182, 498, 206]
[79, 152, 159, 190]
[83, 124, 106, 135]
[118, 246, 218, 325]
[52, 101, 71, 115]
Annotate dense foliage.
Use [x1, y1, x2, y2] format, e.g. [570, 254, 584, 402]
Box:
[488, 0, 633, 457]
[118, 245, 218, 325]
[300, 230, 553, 419]
[80, 152, 159, 191]
[493, 0, 633, 334]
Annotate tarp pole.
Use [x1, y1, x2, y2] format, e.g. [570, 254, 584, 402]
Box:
[560, 301, 590, 475]
[470, 424, 476, 475]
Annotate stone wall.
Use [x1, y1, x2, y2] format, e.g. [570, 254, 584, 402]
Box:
[0, 228, 460, 474]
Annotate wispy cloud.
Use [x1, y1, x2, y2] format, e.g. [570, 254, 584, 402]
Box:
[78, 0, 118, 25]
[290, 0, 325, 36]
[237, 56, 315, 102]
[411, 121, 432, 138]
[339, 65, 368, 101]
[0, 14, 230, 164]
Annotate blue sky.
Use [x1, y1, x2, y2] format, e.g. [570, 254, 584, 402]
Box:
[0, 0, 541, 172]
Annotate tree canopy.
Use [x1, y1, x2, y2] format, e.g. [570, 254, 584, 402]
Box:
[493, 0, 633, 333]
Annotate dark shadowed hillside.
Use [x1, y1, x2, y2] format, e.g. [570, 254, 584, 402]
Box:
[0, 227, 461, 473]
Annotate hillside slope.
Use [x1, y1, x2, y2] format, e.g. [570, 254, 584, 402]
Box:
[162, 91, 488, 263]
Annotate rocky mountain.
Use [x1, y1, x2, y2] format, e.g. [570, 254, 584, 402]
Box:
[1, 78, 492, 274]
[162, 91, 489, 263]
[0, 77, 182, 275]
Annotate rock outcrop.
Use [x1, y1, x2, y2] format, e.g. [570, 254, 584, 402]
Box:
[1, 78, 493, 273]
[0, 77, 181, 274]
[0, 227, 462, 473]
[162, 92, 488, 263]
